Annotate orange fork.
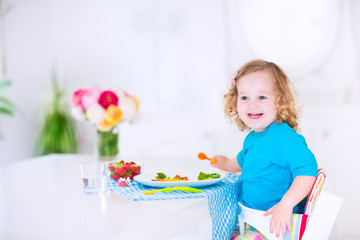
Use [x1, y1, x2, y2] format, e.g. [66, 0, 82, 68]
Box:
[198, 152, 217, 164]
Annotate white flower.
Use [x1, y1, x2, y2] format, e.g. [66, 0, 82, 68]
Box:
[86, 103, 106, 124]
[71, 107, 86, 121]
[114, 89, 126, 103]
[120, 97, 138, 122]
[129, 110, 140, 123]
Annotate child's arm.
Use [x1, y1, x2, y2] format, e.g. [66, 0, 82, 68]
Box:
[264, 175, 316, 237]
[210, 155, 242, 173]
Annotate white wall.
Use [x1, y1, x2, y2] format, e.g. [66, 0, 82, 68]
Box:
[0, 0, 359, 239]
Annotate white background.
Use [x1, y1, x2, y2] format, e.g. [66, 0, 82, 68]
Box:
[0, 0, 360, 239]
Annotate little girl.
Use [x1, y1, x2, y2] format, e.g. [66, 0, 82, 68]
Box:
[212, 60, 318, 239]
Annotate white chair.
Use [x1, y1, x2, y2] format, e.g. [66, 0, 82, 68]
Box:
[238, 169, 343, 240]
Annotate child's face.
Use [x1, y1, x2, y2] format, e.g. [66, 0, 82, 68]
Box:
[236, 71, 278, 132]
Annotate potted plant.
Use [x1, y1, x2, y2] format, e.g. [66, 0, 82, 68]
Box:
[35, 72, 77, 155]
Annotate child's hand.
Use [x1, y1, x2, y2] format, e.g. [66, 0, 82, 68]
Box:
[264, 201, 293, 237]
[210, 155, 229, 170]
[264, 176, 315, 237]
[210, 155, 242, 173]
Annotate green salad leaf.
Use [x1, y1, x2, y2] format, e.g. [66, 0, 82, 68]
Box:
[155, 172, 168, 180]
[197, 171, 221, 180]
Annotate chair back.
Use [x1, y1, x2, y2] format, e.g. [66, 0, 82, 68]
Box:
[301, 190, 343, 240]
[238, 169, 342, 240]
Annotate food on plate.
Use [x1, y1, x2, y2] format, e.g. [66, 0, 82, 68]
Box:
[197, 171, 221, 180]
[151, 172, 189, 181]
[108, 160, 141, 181]
[155, 172, 167, 180]
[155, 179, 188, 182]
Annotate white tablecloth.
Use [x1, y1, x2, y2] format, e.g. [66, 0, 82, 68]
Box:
[0, 154, 213, 240]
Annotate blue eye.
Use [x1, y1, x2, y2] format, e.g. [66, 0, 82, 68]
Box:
[259, 96, 267, 100]
[240, 96, 248, 100]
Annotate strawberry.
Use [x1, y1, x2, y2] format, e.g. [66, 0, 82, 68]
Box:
[108, 165, 115, 172]
[115, 166, 128, 177]
[110, 173, 121, 181]
[130, 164, 141, 175]
[124, 162, 131, 171]
[115, 160, 124, 168]
[128, 172, 136, 181]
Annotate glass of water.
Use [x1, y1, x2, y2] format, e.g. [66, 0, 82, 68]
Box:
[80, 162, 108, 194]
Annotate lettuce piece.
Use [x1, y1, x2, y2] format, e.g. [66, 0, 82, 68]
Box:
[155, 172, 168, 179]
[197, 171, 221, 180]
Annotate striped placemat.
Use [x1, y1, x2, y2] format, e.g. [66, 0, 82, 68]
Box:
[108, 173, 242, 240]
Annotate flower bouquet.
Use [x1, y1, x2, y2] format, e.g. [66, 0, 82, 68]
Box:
[71, 86, 139, 161]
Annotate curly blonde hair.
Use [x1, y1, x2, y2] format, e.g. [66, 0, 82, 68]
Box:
[224, 59, 300, 132]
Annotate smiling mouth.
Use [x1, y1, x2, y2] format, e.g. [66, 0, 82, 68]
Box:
[248, 113, 263, 119]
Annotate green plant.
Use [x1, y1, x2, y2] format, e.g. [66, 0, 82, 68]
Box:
[0, 79, 14, 116]
[35, 73, 77, 155]
[1, 0, 15, 117]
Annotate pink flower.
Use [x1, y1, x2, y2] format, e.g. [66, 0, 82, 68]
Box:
[81, 86, 101, 110]
[72, 89, 87, 107]
[98, 90, 118, 109]
[123, 90, 130, 97]
[118, 180, 127, 187]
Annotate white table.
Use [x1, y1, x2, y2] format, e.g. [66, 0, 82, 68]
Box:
[0, 154, 213, 240]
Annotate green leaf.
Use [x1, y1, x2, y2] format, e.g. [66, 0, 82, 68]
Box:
[0, 80, 15, 117]
[156, 172, 167, 179]
[0, 80, 11, 89]
[197, 171, 221, 180]
[0, 107, 13, 115]
[0, 96, 15, 109]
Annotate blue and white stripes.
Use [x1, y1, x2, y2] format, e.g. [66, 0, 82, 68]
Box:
[107, 173, 242, 240]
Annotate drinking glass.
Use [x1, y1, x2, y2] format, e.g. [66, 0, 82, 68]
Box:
[80, 162, 108, 194]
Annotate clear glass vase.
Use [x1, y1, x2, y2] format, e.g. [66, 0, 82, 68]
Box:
[96, 126, 119, 162]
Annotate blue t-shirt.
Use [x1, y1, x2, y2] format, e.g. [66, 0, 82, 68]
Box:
[237, 122, 318, 213]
